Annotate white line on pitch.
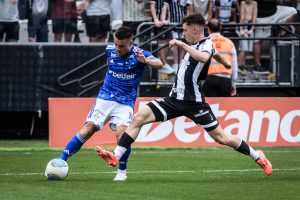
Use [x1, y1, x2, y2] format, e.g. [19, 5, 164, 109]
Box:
[1, 168, 300, 176]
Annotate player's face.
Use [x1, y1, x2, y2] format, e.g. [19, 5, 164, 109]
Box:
[114, 37, 133, 57]
[182, 23, 196, 44]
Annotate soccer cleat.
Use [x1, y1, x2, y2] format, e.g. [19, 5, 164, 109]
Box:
[95, 146, 118, 167]
[256, 150, 272, 176]
[113, 170, 127, 181]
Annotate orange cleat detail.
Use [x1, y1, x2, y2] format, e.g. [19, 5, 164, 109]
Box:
[95, 146, 118, 167]
[256, 150, 272, 176]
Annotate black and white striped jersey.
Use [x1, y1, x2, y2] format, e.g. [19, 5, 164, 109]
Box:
[169, 38, 216, 102]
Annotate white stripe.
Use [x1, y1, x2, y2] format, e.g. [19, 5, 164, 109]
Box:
[201, 120, 218, 128]
[152, 100, 167, 121]
[1, 168, 299, 176]
[76, 133, 86, 143]
[193, 62, 203, 102]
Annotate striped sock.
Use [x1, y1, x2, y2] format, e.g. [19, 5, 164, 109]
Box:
[235, 140, 259, 161]
[60, 133, 86, 161]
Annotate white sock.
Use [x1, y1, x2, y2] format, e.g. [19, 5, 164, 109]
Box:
[249, 147, 259, 161]
[118, 169, 126, 174]
[113, 145, 127, 160]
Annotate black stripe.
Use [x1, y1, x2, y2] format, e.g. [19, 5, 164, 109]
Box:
[183, 43, 201, 101]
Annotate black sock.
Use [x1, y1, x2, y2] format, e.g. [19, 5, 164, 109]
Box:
[235, 140, 250, 155]
[118, 132, 134, 149]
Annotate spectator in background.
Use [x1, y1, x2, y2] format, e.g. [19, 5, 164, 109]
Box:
[78, 0, 111, 43]
[150, 0, 175, 75]
[203, 18, 238, 97]
[26, 0, 50, 42]
[51, 0, 78, 42]
[253, 0, 297, 72]
[110, 0, 123, 31]
[161, 0, 186, 72]
[297, 0, 300, 35]
[0, 0, 19, 42]
[237, 0, 257, 67]
[186, 0, 213, 23]
[122, 0, 151, 36]
[214, 0, 238, 37]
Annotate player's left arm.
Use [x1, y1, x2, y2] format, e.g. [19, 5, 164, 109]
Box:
[135, 48, 163, 69]
[213, 53, 231, 69]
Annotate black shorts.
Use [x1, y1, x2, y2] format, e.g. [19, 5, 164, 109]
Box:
[52, 19, 77, 34]
[85, 15, 110, 38]
[147, 96, 219, 132]
[0, 22, 19, 41]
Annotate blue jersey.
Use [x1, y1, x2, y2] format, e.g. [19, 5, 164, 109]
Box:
[97, 44, 155, 108]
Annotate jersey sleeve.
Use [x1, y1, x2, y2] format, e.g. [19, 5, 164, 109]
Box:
[142, 50, 156, 59]
[199, 39, 216, 57]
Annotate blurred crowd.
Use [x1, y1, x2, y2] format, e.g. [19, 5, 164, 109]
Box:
[0, 0, 299, 80]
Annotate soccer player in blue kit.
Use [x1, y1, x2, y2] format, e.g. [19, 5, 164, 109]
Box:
[57, 26, 163, 181]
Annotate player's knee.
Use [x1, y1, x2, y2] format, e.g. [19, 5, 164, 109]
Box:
[80, 123, 98, 139]
[131, 112, 147, 128]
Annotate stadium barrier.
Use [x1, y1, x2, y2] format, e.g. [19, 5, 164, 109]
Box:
[49, 97, 300, 147]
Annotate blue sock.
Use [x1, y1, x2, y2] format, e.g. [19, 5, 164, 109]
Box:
[118, 146, 131, 170]
[60, 133, 86, 161]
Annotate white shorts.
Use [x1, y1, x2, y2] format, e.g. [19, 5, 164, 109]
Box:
[85, 98, 133, 131]
[254, 5, 297, 42]
[236, 29, 254, 52]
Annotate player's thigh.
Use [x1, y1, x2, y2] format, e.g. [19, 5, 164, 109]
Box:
[146, 97, 181, 123]
[109, 103, 133, 131]
[85, 98, 115, 130]
[132, 105, 157, 125]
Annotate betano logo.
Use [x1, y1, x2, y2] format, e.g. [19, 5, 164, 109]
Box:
[49, 97, 300, 147]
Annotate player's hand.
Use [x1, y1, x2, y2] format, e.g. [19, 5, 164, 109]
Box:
[224, 62, 232, 69]
[169, 39, 180, 48]
[135, 48, 147, 63]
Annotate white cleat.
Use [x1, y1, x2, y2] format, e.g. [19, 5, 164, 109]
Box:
[113, 170, 127, 181]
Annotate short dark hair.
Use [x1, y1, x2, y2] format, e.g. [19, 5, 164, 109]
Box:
[207, 19, 221, 32]
[182, 14, 206, 27]
[114, 26, 133, 40]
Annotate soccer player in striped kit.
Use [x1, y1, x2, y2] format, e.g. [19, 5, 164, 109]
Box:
[97, 14, 272, 176]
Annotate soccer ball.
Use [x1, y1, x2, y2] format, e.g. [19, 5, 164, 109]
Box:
[45, 158, 69, 180]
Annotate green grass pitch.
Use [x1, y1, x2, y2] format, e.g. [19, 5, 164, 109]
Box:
[1, 140, 300, 200]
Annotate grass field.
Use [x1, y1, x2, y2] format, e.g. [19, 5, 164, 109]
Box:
[1, 140, 300, 200]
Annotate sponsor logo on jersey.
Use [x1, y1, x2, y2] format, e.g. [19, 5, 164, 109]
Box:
[108, 70, 136, 79]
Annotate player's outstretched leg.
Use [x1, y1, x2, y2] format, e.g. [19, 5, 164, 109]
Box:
[95, 146, 118, 167]
[209, 126, 272, 176]
[255, 150, 272, 176]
